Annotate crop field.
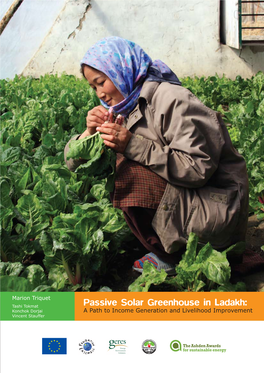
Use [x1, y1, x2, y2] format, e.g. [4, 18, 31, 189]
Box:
[0, 72, 263, 292]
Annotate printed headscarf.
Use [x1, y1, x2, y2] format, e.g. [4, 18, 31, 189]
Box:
[80, 36, 181, 117]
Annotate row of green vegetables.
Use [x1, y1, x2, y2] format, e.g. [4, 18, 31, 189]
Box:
[0, 74, 133, 292]
[0, 72, 263, 292]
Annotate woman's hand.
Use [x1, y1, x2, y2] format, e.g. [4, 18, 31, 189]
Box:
[79, 105, 109, 139]
[96, 121, 132, 153]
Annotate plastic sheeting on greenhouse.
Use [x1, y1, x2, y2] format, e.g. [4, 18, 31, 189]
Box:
[0, 0, 66, 79]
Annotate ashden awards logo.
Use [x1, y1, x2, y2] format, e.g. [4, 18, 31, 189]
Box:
[79, 339, 95, 354]
[108, 340, 127, 354]
[142, 340, 157, 354]
[42, 338, 67, 354]
[170, 340, 227, 353]
[170, 340, 182, 352]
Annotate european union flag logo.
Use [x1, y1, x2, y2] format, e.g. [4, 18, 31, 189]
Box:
[42, 338, 67, 354]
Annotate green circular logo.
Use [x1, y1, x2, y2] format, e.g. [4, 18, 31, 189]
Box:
[142, 339, 156, 354]
[170, 340, 181, 352]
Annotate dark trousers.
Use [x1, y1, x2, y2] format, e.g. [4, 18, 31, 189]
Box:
[122, 206, 184, 264]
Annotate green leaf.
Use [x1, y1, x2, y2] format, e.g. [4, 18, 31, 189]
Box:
[0, 276, 33, 291]
[0, 262, 24, 276]
[128, 261, 167, 292]
[0, 228, 22, 261]
[179, 232, 199, 269]
[245, 101, 254, 114]
[18, 168, 31, 191]
[223, 241, 246, 258]
[66, 132, 116, 191]
[16, 193, 50, 238]
[0, 178, 15, 232]
[90, 183, 109, 201]
[213, 282, 247, 292]
[21, 264, 47, 289]
[201, 251, 231, 285]
[48, 266, 68, 290]
[67, 132, 104, 160]
[0, 178, 14, 209]
[192, 279, 206, 292]
[0, 147, 22, 166]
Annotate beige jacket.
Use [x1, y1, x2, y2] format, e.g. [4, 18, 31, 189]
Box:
[65, 81, 249, 253]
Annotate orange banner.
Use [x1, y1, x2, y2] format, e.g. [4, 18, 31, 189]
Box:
[75, 292, 264, 321]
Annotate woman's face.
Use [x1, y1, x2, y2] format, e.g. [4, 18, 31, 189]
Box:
[83, 65, 124, 106]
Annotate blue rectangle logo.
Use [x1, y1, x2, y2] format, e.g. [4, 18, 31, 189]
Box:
[42, 338, 67, 354]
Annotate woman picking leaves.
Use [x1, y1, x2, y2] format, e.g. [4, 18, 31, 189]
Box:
[65, 36, 248, 275]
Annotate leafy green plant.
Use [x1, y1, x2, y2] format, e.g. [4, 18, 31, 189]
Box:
[0, 74, 133, 291]
[66, 132, 116, 191]
[128, 233, 246, 292]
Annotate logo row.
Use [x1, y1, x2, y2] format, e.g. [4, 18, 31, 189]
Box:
[42, 338, 180, 355]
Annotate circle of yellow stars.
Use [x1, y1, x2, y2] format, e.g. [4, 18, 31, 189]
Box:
[48, 340, 61, 353]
